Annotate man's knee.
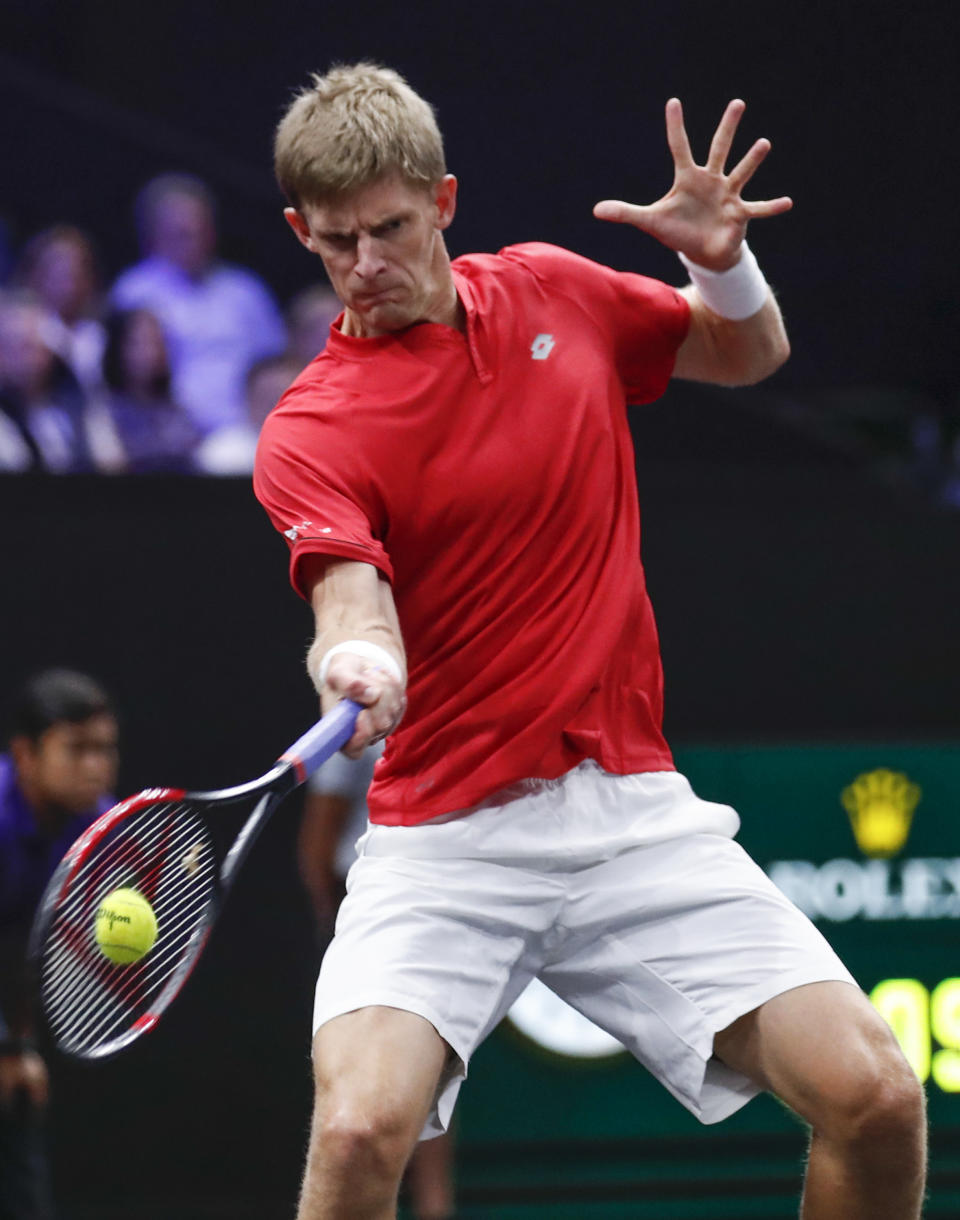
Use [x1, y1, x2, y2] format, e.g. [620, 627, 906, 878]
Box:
[304, 1006, 448, 1188]
[808, 1021, 925, 1148]
[313, 1092, 422, 1180]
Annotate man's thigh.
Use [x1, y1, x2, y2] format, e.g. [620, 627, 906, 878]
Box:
[713, 980, 910, 1125]
[316, 853, 562, 1058]
[313, 1006, 451, 1130]
[540, 833, 855, 1122]
[313, 851, 563, 1134]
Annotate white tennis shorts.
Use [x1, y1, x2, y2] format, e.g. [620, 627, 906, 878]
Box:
[313, 763, 856, 1137]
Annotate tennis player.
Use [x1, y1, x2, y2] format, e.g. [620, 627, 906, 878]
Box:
[255, 64, 926, 1220]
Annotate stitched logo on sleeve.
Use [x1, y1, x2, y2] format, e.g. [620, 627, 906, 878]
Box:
[284, 521, 333, 541]
[531, 334, 556, 360]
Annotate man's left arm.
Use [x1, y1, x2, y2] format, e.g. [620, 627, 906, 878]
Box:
[594, 97, 792, 387]
[673, 279, 789, 387]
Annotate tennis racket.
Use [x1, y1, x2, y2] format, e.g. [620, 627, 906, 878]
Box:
[29, 699, 361, 1062]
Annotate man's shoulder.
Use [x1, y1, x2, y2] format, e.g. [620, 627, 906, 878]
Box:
[455, 243, 622, 304]
[110, 258, 169, 304]
[255, 355, 349, 460]
[0, 755, 25, 835]
[273, 351, 349, 407]
[454, 242, 584, 277]
[207, 261, 275, 298]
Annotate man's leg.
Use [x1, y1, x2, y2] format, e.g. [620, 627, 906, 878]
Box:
[714, 981, 926, 1220]
[406, 1128, 456, 1220]
[297, 1006, 451, 1220]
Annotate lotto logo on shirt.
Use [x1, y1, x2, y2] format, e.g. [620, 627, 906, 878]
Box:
[530, 334, 556, 360]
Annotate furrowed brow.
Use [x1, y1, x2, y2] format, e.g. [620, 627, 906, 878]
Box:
[370, 211, 412, 236]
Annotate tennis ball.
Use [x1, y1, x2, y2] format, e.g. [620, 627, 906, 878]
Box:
[95, 888, 158, 965]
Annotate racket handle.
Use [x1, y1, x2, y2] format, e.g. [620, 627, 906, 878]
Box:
[280, 699, 363, 783]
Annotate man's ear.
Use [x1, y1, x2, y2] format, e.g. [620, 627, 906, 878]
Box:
[9, 734, 36, 774]
[284, 207, 316, 251]
[433, 175, 458, 231]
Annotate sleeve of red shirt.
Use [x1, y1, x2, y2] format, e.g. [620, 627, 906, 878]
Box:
[500, 243, 690, 404]
[253, 392, 394, 600]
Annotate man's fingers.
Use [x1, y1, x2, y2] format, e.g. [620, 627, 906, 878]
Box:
[326, 660, 405, 754]
[343, 701, 399, 757]
[593, 200, 651, 227]
[744, 196, 794, 218]
[664, 97, 695, 169]
[706, 98, 746, 174]
[727, 137, 771, 192]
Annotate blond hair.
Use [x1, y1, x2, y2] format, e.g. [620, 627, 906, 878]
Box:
[274, 63, 446, 208]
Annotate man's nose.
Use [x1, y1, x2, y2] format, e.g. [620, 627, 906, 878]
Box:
[354, 235, 386, 278]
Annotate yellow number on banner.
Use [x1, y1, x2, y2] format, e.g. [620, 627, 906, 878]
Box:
[931, 978, 960, 1093]
[870, 978, 930, 1083]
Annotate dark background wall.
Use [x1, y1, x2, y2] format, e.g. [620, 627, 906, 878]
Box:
[2, 3, 959, 1215]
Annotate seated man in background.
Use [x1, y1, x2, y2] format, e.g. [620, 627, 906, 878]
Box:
[111, 173, 287, 439]
[285, 286, 342, 369]
[13, 227, 106, 397]
[196, 352, 303, 476]
[0, 670, 118, 1220]
[0, 295, 95, 474]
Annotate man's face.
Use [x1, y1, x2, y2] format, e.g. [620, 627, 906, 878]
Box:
[285, 175, 458, 337]
[0, 303, 55, 397]
[33, 238, 96, 322]
[149, 194, 216, 277]
[13, 714, 119, 815]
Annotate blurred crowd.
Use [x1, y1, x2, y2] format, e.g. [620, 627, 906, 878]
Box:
[0, 174, 341, 476]
[5, 171, 960, 506]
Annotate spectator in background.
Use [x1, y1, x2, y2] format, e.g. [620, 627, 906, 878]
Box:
[14, 227, 106, 395]
[0, 295, 94, 473]
[196, 352, 302, 476]
[195, 284, 337, 475]
[111, 174, 287, 438]
[0, 670, 118, 1220]
[100, 308, 199, 474]
[286, 285, 341, 369]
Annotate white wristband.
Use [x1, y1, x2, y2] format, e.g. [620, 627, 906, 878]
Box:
[315, 640, 403, 687]
[677, 242, 769, 321]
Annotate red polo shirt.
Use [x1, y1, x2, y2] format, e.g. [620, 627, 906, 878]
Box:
[254, 242, 689, 823]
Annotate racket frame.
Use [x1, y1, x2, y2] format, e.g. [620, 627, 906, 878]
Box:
[29, 699, 361, 1060]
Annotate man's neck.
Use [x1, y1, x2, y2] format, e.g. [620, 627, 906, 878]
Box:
[16, 778, 70, 838]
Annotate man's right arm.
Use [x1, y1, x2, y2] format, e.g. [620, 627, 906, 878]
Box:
[0, 974, 48, 1111]
[303, 556, 407, 758]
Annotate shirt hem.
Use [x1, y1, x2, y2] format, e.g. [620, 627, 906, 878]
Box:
[370, 749, 677, 826]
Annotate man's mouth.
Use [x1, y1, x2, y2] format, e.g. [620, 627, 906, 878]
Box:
[355, 288, 397, 307]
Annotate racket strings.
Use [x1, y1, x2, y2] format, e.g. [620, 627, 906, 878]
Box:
[44, 803, 215, 1052]
[40, 800, 217, 1056]
[51, 803, 215, 1042]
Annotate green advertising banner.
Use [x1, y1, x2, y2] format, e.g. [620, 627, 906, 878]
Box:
[450, 744, 960, 1218]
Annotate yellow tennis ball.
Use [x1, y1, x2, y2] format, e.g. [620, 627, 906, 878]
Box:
[95, 888, 158, 965]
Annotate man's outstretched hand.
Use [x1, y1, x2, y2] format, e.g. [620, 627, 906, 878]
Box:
[594, 98, 792, 271]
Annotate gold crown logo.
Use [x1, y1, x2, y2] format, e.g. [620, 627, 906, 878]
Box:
[841, 768, 921, 858]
